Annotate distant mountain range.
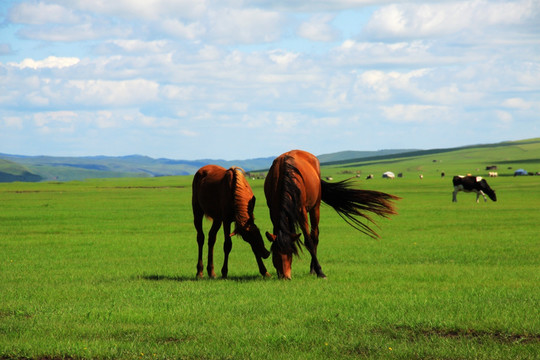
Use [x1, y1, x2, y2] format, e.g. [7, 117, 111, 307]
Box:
[3, 139, 537, 183]
[0, 149, 415, 182]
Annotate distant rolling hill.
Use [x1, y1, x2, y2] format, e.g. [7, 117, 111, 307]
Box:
[320, 137, 540, 179]
[0, 150, 413, 182]
[0, 154, 278, 182]
[317, 149, 417, 163]
[1, 138, 538, 182]
[0, 159, 43, 182]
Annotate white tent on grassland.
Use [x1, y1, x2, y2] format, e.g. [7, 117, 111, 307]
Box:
[382, 171, 395, 179]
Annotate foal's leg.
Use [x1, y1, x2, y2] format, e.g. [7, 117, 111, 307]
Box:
[250, 245, 270, 278]
[207, 220, 221, 278]
[193, 207, 205, 279]
[221, 221, 233, 278]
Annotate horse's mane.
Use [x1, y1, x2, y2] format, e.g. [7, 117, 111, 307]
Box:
[275, 156, 303, 255]
[230, 167, 254, 230]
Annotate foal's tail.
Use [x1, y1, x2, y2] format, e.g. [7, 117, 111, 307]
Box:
[321, 179, 400, 238]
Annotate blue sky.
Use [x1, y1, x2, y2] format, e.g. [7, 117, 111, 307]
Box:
[1, 0, 539, 160]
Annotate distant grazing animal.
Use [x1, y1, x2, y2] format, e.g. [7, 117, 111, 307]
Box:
[489, 172, 498, 177]
[452, 175, 497, 203]
[264, 150, 399, 279]
[192, 165, 270, 279]
[441, 172, 445, 178]
[419, 174, 423, 179]
[366, 174, 374, 179]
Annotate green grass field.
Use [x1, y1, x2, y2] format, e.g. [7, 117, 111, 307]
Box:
[1, 167, 539, 359]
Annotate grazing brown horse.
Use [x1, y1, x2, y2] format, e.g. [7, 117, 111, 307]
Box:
[264, 150, 399, 279]
[192, 165, 270, 279]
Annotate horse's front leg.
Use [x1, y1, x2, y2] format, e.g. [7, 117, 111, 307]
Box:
[207, 220, 221, 278]
[221, 222, 233, 278]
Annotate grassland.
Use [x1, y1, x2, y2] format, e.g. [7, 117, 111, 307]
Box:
[1, 142, 539, 359]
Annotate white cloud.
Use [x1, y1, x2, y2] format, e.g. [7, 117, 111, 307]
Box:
[496, 110, 513, 127]
[161, 85, 196, 101]
[269, 50, 299, 66]
[95, 111, 118, 129]
[298, 14, 339, 42]
[3, 117, 23, 129]
[9, 2, 79, 25]
[9, 56, 80, 69]
[381, 104, 450, 123]
[180, 129, 197, 137]
[197, 45, 223, 61]
[26, 93, 50, 107]
[0, 74, 157, 113]
[250, 0, 384, 12]
[1, 0, 539, 159]
[358, 68, 430, 101]
[17, 21, 132, 42]
[66, 79, 159, 106]
[107, 40, 170, 53]
[33, 111, 77, 134]
[34, 111, 77, 126]
[502, 98, 532, 110]
[160, 19, 206, 40]
[55, 0, 207, 21]
[311, 117, 341, 127]
[333, 40, 441, 66]
[208, 8, 284, 44]
[365, 0, 539, 39]
[208, 102, 248, 113]
[275, 113, 300, 131]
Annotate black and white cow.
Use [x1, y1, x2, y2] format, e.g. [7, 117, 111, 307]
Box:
[452, 175, 497, 203]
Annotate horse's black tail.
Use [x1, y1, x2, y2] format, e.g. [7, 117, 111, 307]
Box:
[320, 179, 400, 238]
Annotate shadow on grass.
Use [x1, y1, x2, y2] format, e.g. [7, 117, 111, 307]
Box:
[137, 274, 265, 282]
[374, 325, 540, 344]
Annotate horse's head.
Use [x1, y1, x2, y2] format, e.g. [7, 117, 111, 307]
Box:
[265, 231, 300, 280]
[232, 224, 270, 260]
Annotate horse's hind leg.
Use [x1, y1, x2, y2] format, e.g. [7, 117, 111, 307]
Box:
[193, 208, 205, 279]
[207, 220, 221, 278]
[304, 207, 326, 278]
[220, 222, 233, 278]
